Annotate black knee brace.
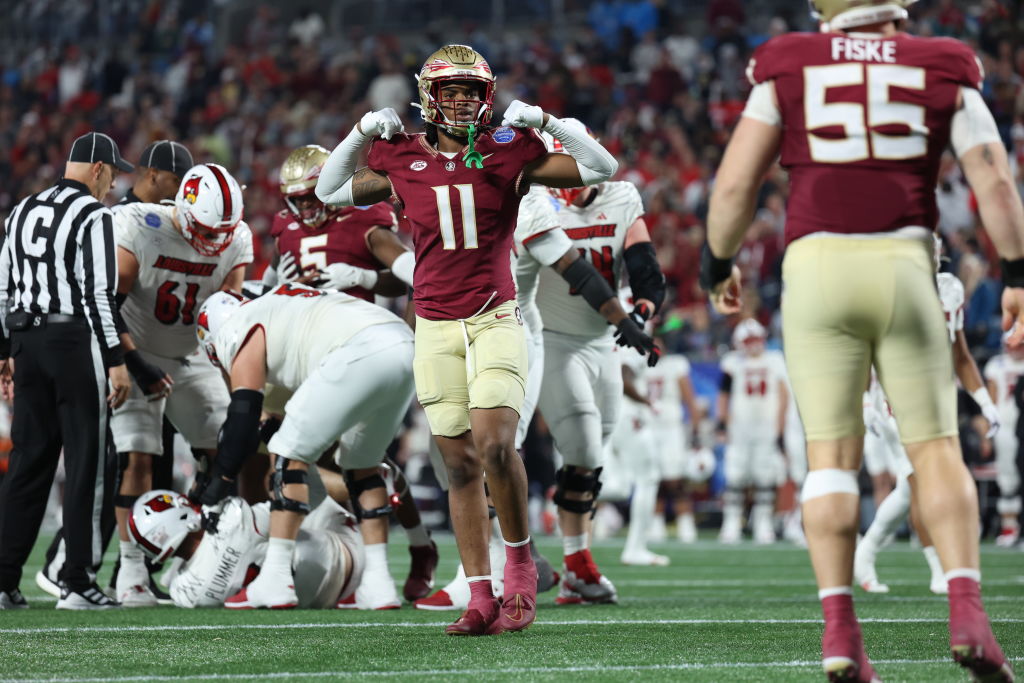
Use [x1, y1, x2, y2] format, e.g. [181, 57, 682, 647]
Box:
[270, 457, 310, 514]
[346, 472, 392, 520]
[553, 466, 603, 516]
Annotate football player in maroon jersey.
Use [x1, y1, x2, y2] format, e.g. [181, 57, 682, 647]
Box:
[316, 44, 641, 635]
[269, 144, 414, 299]
[702, 2, 1021, 681]
[270, 144, 437, 607]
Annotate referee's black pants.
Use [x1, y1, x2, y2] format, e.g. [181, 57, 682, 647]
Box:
[0, 319, 109, 592]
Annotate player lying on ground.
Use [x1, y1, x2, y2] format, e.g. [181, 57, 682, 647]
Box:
[128, 488, 363, 608]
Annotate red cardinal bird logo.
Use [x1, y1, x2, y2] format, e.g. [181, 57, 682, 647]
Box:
[183, 175, 202, 204]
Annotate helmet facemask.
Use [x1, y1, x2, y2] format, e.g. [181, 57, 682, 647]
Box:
[179, 210, 238, 257]
[284, 192, 330, 229]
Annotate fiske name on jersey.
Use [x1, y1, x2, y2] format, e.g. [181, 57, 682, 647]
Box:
[831, 37, 896, 63]
[154, 255, 218, 277]
[565, 224, 616, 240]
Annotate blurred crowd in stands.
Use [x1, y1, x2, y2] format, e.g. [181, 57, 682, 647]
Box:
[0, 0, 1021, 360]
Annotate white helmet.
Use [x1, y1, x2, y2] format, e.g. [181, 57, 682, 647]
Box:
[175, 163, 244, 256]
[196, 290, 245, 368]
[732, 318, 767, 349]
[128, 490, 201, 563]
[686, 448, 717, 483]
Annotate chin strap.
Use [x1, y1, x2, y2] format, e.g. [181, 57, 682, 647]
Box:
[462, 123, 484, 169]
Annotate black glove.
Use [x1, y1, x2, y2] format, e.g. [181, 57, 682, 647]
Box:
[630, 301, 653, 327]
[124, 349, 166, 393]
[614, 317, 661, 367]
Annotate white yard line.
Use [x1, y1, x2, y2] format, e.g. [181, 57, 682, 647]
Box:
[2, 617, 1022, 635]
[5, 658, 1024, 682]
[614, 577, 1024, 587]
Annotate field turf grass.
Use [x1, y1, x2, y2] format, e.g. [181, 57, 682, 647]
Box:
[1, 534, 1021, 682]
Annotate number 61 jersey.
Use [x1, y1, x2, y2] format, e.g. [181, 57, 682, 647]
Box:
[114, 203, 253, 359]
[747, 31, 981, 244]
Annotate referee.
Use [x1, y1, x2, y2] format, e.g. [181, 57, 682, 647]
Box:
[0, 132, 133, 610]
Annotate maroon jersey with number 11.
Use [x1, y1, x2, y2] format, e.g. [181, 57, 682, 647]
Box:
[366, 126, 547, 320]
[748, 32, 981, 244]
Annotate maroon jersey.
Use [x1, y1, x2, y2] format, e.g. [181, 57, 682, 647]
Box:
[366, 126, 547, 320]
[270, 204, 397, 302]
[748, 32, 981, 244]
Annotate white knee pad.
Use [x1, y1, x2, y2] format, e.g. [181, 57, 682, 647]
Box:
[801, 469, 858, 502]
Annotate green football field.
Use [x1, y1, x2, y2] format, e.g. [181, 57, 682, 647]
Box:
[2, 534, 1021, 682]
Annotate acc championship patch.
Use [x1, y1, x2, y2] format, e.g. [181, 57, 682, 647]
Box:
[492, 127, 516, 144]
[145, 213, 161, 228]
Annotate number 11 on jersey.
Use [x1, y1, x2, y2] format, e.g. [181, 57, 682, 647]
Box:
[432, 184, 478, 250]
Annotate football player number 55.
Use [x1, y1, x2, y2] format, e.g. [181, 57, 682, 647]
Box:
[432, 184, 478, 250]
[805, 63, 927, 163]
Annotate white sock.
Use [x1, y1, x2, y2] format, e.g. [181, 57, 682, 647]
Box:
[864, 478, 911, 549]
[364, 543, 389, 572]
[562, 533, 587, 556]
[818, 586, 853, 600]
[624, 480, 658, 555]
[503, 536, 530, 548]
[944, 568, 981, 583]
[403, 524, 431, 548]
[262, 537, 296, 575]
[922, 546, 945, 579]
[120, 540, 145, 568]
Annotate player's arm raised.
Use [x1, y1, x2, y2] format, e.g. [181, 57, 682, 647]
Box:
[115, 244, 173, 401]
[703, 83, 782, 314]
[500, 101, 618, 188]
[315, 110, 402, 207]
[953, 88, 1024, 345]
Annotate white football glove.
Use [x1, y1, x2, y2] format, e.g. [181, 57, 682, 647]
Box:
[981, 403, 1001, 439]
[359, 109, 404, 140]
[501, 100, 545, 129]
[276, 251, 299, 283]
[316, 263, 378, 291]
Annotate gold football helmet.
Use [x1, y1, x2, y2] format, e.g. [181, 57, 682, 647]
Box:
[279, 144, 332, 229]
[415, 44, 495, 135]
[810, 0, 917, 30]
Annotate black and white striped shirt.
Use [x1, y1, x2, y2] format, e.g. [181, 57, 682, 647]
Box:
[0, 179, 122, 364]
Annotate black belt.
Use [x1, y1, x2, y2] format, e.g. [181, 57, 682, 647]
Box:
[8, 311, 84, 331]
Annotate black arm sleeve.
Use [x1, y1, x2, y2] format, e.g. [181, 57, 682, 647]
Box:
[719, 372, 733, 394]
[212, 389, 264, 481]
[561, 257, 616, 313]
[624, 242, 666, 313]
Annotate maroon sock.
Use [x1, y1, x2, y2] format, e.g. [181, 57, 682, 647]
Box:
[505, 541, 531, 565]
[468, 579, 493, 611]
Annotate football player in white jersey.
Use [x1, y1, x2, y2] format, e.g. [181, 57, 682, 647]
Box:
[111, 163, 253, 606]
[717, 319, 788, 544]
[531, 122, 666, 598]
[644, 344, 702, 543]
[127, 489, 364, 608]
[984, 336, 1024, 546]
[415, 180, 657, 609]
[855, 262, 1000, 593]
[195, 285, 415, 609]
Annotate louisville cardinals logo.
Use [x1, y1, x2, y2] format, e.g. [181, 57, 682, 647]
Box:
[145, 493, 175, 513]
[182, 175, 202, 204]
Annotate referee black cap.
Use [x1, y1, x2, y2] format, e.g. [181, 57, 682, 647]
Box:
[138, 140, 194, 179]
[68, 132, 133, 172]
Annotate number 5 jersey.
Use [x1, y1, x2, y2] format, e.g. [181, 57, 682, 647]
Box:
[114, 202, 253, 359]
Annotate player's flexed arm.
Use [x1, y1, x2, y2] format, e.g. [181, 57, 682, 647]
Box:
[315, 102, 619, 207]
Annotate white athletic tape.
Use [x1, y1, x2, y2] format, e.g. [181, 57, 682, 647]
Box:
[801, 468, 859, 502]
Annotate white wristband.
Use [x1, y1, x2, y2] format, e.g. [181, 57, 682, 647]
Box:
[542, 116, 618, 185]
[315, 125, 369, 207]
[970, 387, 996, 413]
[390, 250, 415, 287]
